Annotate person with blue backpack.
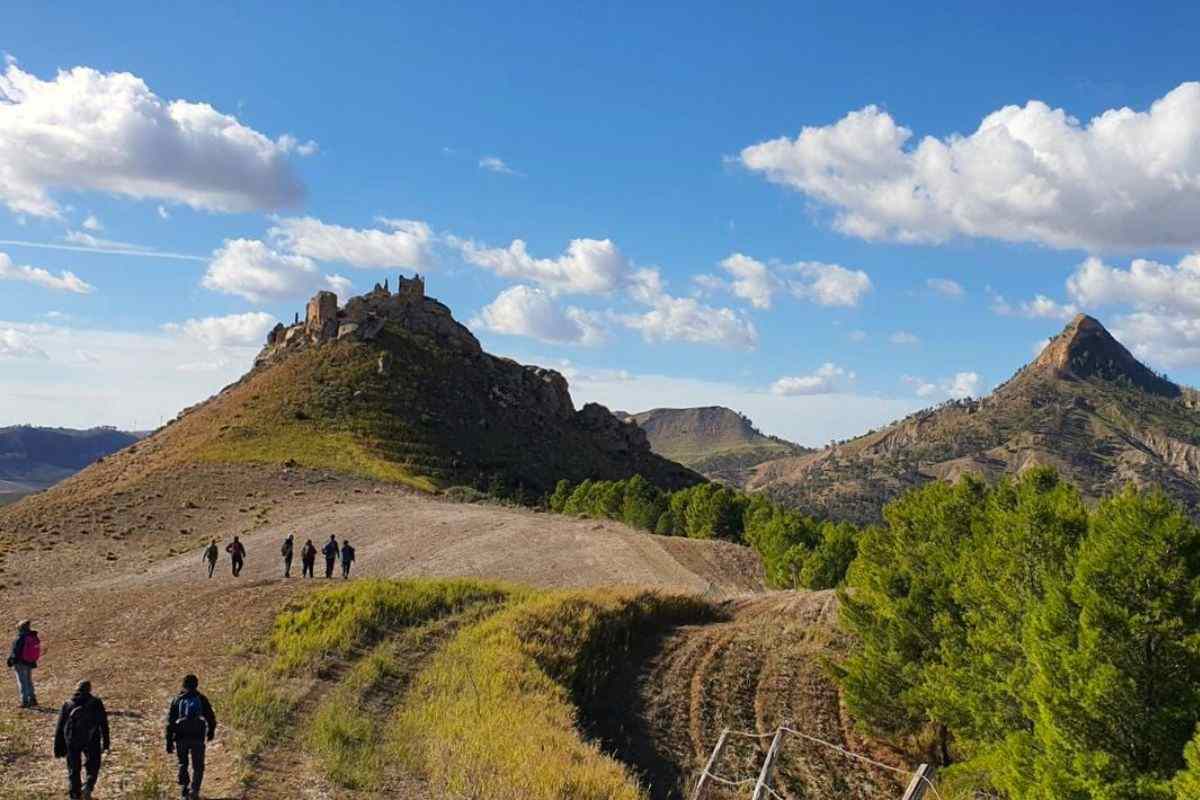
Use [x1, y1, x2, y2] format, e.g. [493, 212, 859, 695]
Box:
[165, 674, 217, 800]
[7, 619, 40, 707]
[54, 679, 110, 800]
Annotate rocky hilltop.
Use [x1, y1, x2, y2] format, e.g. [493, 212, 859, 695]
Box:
[748, 314, 1200, 524]
[627, 406, 809, 485]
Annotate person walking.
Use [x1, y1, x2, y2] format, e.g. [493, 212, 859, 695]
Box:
[300, 538, 317, 579]
[202, 540, 219, 579]
[54, 679, 110, 800]
[281, 534, 295, 578]
[166, 674, 217, 800]
[340, 539, 356, 580]
[7, 619, 40, 707]
[322, 535, 339, 579]
[226, 536, 246, 578]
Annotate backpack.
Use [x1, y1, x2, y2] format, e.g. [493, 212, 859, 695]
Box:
[19, 632, 40, 664]
[64, 697, 100, 749]
[173, 693, 207, 739]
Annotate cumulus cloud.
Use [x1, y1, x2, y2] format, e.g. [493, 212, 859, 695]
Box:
[201, 239, 347, 303]
[740, 83, 1200, 250]
[268, 217, 433, 270]
[904, 371, 982, 399]
[988, 288, 1079, 320]
[0, 59, 309, 217]
[0, 251, 94, 293]
[0, 327, 48, 359]
[618, 268, 758, 349]
[162, 312, 277, 349]
[1067, 254, 1200, 315]
[927, 277, 964, 297]
[472, 285, 606, 346]
[479, 156, 519, 175]
[455, 237, 629, 295]
[697, 253, 871, 309]
[82, 214, 102, 232]
[890, 331, 919, 345]
[771, 362, 855, 395]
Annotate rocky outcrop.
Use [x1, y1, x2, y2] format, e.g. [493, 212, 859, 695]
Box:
[1030, 313, 1179, 397]
[256, 274, 482, 366]
[576, 403, 654, 456]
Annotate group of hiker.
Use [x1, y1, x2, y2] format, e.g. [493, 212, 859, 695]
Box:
[201, 533, 356, 580]
[10, 621, 217, 800]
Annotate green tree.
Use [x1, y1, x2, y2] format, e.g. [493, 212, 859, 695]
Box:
[1174, 728, 1200, 799]
[622, 475, 665, 531]
[1018, 488, 1200, 800]
[654, 509, 675, 536]
[562, 479, 593, 515]
[798, 521, 858, 590]
[548, 479, 573, 513]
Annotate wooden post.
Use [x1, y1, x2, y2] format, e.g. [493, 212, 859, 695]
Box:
[690, 728, 730, 800]
[901, 764, 934, 800]
[751, 728, 785, 800]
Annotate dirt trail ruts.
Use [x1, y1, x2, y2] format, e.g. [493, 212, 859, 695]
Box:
[591, 592, 910, 800]
[0, 480, 763, 798]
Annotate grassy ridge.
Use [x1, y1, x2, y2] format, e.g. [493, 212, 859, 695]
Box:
[224, 579, 716, 798]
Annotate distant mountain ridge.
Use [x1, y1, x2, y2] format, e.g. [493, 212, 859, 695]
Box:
[626, 406, 810, 484]
[747, 314, 1200, 524]
[0, 426, 141, 494]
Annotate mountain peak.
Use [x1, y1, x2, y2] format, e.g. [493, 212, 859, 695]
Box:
[1029, 313, 1179, 396]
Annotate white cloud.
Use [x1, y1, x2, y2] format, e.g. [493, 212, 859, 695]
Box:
[201, 239, 321, 303]
[926, 277, 964, 298]
[82, 214, 102, 231]
[1066, 254, 1200, 315]
[848, 329, 868, 342]
[619, 268, 758, 349]
[455, 237, 629, 295]
[0, 251, 94, 293]
[0, 237, 204, 261]
[0, 59, 309, 217]
[268, 217, 433, 270]
[740, 83, 1200, 250]
[479, 156, 519, 175]
[904, 371, 982, 399]
[890, 331, 919, 345]
[157, 205, 170, 220]
[771, 362, 855, 395]
[0, 327, 48, 359]
[472, 285, 606, 346]
[162, 311, 277, 349]
[64, 230, 155, 253]
[697, 253, 871, 309]
[988, 287, 1078, 320]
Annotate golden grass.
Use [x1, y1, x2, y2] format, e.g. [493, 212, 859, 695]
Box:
[392, 589, 716, 800]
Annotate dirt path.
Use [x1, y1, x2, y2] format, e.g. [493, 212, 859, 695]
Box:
[0, 481, 763, 798]
[589, 592, 910, 800]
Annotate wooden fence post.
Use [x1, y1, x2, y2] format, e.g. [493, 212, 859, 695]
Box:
[751, 728, 785, 800]
[690, 728, 730, 800]
[901, 764, 934, 800]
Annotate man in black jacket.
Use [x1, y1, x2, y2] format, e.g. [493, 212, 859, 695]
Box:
[165, 674, 217, 800]
[322, 534, 339, 578]
[54, 680, 110, 800]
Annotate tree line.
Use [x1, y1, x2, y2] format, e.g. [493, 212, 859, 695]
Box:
[546, 476, 857, 591]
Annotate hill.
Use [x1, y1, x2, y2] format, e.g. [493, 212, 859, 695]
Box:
[0, 425, 140, 495]
[627, 406, 809, 485]
[747, 314, 1200, 524]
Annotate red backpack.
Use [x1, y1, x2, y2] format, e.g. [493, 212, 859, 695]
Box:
[19, 632, 40, 664]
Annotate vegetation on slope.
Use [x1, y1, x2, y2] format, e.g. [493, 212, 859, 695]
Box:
[223, 578, 715, 799]
[547, 475, 858, 590]
[838, 467, 1200, 799]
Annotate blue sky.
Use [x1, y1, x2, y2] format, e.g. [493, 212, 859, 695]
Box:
[3, 3, 1200, 444]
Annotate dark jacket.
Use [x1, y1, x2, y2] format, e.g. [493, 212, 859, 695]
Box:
[301, 543, 318, 562]
[203, 543, 218, 562]
[166, 690, 217, 746]
[322, 540, 339, 560]
[341, 544, 356, 564]
[226, 540, 246, 559]
[8, 630, 38, 668]
[281, 538, 294, 558]
[54, 691, 110, 756]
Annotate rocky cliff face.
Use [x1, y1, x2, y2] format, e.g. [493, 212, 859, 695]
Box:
[747, 316, 1200, 525]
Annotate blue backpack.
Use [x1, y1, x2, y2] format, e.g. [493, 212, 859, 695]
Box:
[174, 693, 206, 739]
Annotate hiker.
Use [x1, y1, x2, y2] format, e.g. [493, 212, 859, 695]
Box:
[300, 538, 317, 578]
[7, 619, 40, 707]
[340, 539, 356, 580]
[54, 679, 110, 800]
[202, 539, 219, 579]
[166, 674, 217, 800]
[281, 534, 295, 578]
[226, 536, 246, 577]
[322, 534, 339, 579]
